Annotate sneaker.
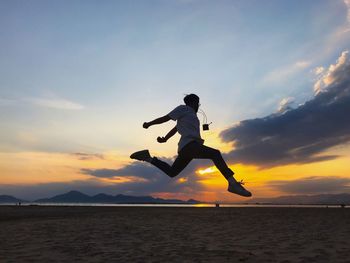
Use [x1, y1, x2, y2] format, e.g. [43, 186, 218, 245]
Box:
[130, 150, 151, 162]
[228, 181, 252, 197]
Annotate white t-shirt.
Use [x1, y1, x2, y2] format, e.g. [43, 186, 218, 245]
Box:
[168, 105, 204, 152]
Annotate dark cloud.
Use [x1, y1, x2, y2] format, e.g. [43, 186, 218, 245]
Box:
[80, 158, 213, 196]
[82, 156, 216, 180]
[0, 156, 228, 200]
[269, 176, 350, 195]
[220, 51, 350, 168]
[81, 157, 175, 179]
[0, 168, 197, 201]
[71, 152, 104, 160]
[81, 168, 129, 178]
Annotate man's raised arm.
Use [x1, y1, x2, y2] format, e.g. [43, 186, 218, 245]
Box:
[157, 126, 177, 143]
[143, 115, 171, 129]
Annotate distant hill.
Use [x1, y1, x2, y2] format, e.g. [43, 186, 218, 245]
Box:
[6, 191, 349, 205]
[35, 190, 200, 204]
[248, 193, 350, 205]
[35, 191, 92, 203]
[0, 195, 26, 203]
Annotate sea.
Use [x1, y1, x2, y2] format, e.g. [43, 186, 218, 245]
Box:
[0, 203, 348, 208]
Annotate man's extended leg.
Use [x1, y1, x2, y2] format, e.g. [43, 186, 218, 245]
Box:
[130, 149, 192, 177]
[186, 142, 252, 197]
[151, 152, 192, 178]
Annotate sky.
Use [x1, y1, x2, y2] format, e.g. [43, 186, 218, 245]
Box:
[1, 0, 350, 202]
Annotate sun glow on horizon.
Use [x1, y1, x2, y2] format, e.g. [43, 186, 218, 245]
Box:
[197, 167, 217, 175]
[177, 177, 188, 183]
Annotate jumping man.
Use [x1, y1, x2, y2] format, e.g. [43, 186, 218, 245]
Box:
[130, 94, 252, 197]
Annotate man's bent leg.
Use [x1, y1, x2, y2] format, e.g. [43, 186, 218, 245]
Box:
[188, 143, 251, 197]
[188, 143, 234, 179]
[151, 153, 192, 178]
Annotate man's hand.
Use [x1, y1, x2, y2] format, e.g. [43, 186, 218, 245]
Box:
[142, 115, 171, 129]
[157, 136, 167, 143]
[143, 122, 150, 129]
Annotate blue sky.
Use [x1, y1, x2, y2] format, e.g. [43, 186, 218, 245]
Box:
[1, 0, 350, 200]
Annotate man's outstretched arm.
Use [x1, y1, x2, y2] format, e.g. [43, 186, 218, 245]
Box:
[157, 126, 177, 143]
[143, 115, 171, 129]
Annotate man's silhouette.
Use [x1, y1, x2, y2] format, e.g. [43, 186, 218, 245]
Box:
[130, 94, 251, 197]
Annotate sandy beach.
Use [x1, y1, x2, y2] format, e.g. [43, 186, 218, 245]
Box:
[1, 206, 349, 262]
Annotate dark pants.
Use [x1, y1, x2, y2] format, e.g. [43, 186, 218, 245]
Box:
[151, 141, 234, 179]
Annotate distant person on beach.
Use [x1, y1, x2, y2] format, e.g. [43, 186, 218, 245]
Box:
[130, 94, 252, 197]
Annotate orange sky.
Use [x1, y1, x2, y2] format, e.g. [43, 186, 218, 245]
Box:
[1, 141, 349, 202]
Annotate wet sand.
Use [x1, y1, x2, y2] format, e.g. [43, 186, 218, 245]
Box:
[1, 206, 350, 262]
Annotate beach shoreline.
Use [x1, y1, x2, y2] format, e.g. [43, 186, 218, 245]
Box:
[1, 206, 349, 262]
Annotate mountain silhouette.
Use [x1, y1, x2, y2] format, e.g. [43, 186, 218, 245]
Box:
[35, 191, 92, 203]
[0, 195, 26, 203]
[3, 191, 350, 205]
[34, 190, 200, 204]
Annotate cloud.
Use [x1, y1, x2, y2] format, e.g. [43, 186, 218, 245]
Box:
[220, 51, 350, 168]
[296, 0, 349, 76]
[0, 153, 224, 200]
[313, 50, 349, 93]
[81, 168, 126, 178]
[313, 66, 325, 75]
[72, 152, 105, 160]
[80, 159, 209, 195]
[81, 161, 168, 179]
[24, 96, 84, 110]
[345, 0, 350, 23]
[263, 60, 311, 85]
[0, 173, 192, 201]
[277, 97, 295, 113]
[269, 176, 350, 194]
[0, 95, 84, 110]
[0, 179, 133, 201]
